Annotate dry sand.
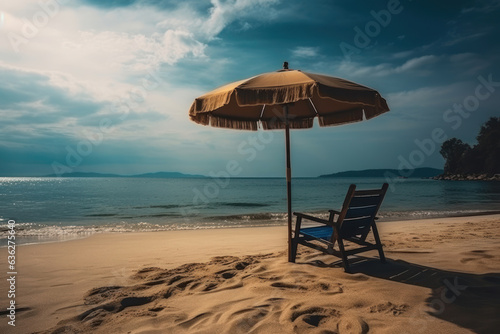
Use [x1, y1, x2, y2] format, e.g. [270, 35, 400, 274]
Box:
[1, 214, 499, 334]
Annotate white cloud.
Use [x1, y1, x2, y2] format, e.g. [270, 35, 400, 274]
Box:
[291, 46, 319, 58]
[201, 0, 279, 38]
[154, 0, 279, 40]
[1, 0, 279, 86]
[0, 0, 282, 147]
[337, 55, 439, 77]
[445, 31, 487, 47]
[73, 29, 206, 71]
[0, 0, 291, 176]
[391, 50, 413, 59]
[396, 55, 439, 72]
[386, 82, 467, 111]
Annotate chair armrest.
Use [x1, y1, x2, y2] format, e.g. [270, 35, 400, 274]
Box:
[293, 212, 330, 225]
[328, 210, 341, 215]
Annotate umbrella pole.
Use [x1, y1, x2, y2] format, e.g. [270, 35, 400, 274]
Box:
[284, 104, 293, 262]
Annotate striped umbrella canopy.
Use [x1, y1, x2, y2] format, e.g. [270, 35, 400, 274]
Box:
[189, 62, 389, 261]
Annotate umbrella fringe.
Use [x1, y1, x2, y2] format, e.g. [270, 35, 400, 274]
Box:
[261, 118, 314, 129]
[317, 105, 390, 127]
[210, 117, 259, 130]
[190, 113, 259, 130]
[190, 108, 389, 129]
[235, 84, 316, 106]
[190, 112, 316, 130]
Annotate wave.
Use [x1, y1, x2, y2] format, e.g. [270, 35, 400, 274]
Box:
[131, 202, 271, 211]
[204, 212, 286, 222]
[85, 213, 119, 217]
[134, 204, 192, 209]
[2, 209, 499, 247]
[378, 209, 500, 221]
[217, 202, 271, 208]
[0, 219, 285, 247]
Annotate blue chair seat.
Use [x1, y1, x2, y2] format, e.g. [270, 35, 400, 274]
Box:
[300, 226, 333, 241]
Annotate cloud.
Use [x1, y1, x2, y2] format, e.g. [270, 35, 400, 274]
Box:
[153, 0, 279, 40]
[337, 55, 439, 78]
[79, 0, 137, 8]
[2, 0, 280, 77]
[73, 29, 207, 72]
[386, 82, 467, 112]
[444, 31, 488, 46]
[0, 63, 107, 143]
[0, 0, 283, 139]
[396, 55, 439, 72]
[201, 0, 280, 38]
[461, 0, 500, 13]
[391, 50, 414, 59]
[291, 46, 319, 58]
[1, 0, 499, 176]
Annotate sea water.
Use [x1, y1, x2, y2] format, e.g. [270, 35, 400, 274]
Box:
[1, 177, 499, 246]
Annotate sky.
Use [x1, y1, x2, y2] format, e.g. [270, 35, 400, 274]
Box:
[1, 0, 499, 177]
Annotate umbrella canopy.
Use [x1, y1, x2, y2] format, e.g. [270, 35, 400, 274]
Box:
[189, 62, 389, 130]
[188, 62, 389, 262]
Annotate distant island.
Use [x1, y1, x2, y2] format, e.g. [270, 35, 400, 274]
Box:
[42, 171, 206, 178]
[319, 167, 443, 178]
[30, 168, 444, 179]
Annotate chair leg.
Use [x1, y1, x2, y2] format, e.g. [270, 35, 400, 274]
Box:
[336, 235, 350, 273]
[291, 216, 302, 262]
[371, 223, 386, 263]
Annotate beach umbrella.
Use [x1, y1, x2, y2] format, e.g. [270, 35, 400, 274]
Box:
[189, 62, 389, 262]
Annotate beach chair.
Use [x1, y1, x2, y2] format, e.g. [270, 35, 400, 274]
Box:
[291, 183, 388, 272]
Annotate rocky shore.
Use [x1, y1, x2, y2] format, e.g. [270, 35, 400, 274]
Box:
[433, 173, 500, 181]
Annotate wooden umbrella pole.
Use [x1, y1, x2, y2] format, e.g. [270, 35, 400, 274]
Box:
[284, 104, 293, 262]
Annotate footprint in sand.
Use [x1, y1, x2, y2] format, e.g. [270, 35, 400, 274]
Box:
[167, 275, 185, 285]
[143, 279, 167, 286]
[202, 282, 219, 291]
[337, 315, 369, 334]
[148, 306, 165, 312]
[369, 302, 409, 316]
[315, 282, 344, 295]
[78, 295, 154, 327]
[271, 281, 307, 290]
[215, 268, 238, 279]
[460, 250, 494, 263]
[175, 279, 197, 290]
[234, 261, 251, 270]
[84, 286, 124, 305]
[284, 304, 341, 331]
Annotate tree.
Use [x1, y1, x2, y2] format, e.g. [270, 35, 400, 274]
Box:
[439, 117, 500, 176]
[439, 138, 470, 175]
[475, 117, 500, 174]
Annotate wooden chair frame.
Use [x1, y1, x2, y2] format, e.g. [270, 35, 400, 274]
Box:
[291, 183, 388, 272]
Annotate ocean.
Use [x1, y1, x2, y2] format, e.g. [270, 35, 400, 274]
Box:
[1, 177, 499, 246]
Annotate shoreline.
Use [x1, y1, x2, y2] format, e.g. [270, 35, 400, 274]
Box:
[2, 210, 500, 248]
[0, 214, 499, 333]
[432, 173, 500, 181]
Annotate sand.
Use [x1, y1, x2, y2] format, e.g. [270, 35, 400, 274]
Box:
[1, 214, 499, 334]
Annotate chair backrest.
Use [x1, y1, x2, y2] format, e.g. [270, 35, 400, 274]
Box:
[337, 183, 388, 238]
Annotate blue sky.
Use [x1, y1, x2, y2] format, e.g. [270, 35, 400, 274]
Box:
[1, 0, 499, 177]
